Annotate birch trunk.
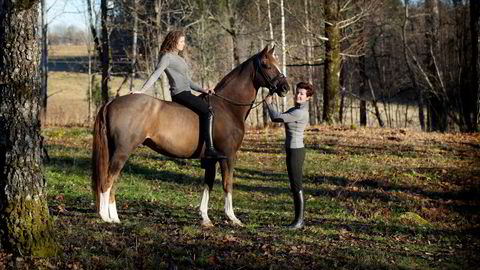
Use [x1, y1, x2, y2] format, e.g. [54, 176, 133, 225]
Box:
[280, 0, 287, 111]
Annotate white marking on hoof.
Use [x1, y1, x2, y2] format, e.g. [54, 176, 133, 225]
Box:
[109, 201, 121, 223]
[231, 218, 244, 227]
[199, 187, 212, 226]
[201, 219, 214, 228]
[224, 192, 243, 226]
[99, 188, 112, 222]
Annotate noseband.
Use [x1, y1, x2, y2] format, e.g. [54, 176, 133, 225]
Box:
[254, 55, 286, 95]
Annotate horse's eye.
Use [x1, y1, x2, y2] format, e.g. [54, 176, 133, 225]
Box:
[261, 62, 270, 69]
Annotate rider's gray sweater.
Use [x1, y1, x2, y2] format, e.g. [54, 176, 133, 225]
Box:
[138, 52, 204, 96]
[266, 102, 309, 149]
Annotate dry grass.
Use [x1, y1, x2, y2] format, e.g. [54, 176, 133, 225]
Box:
[48, 44, 89, 58]
[46, 72, 145, 126]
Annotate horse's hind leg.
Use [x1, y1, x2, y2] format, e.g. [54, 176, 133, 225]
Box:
[99, 150, 129, 223]
[220, 157, 243, 226]
[200, 160, 217, 227]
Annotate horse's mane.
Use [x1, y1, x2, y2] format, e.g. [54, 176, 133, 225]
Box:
[213, 52, 260, 93]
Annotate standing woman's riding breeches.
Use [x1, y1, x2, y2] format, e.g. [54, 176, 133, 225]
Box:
[286, 147, 306, 193]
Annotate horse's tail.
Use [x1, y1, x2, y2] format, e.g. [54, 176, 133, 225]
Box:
[92, 102, 110, 213]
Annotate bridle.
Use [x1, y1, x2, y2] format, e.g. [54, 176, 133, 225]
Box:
[211, 54, 287, 108]
[254, 55, 286, 96]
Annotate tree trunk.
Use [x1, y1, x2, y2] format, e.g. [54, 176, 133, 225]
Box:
[359, 55, 367, 126]
[469, 0, 479, 132]
[255, 0, 267, 128]
[40, 0, 48, 126]
[280, 0, 287, 111]
[304, 0, 317, 125]
[323, 0, 341, 124]
[266, 0, 279, 112]
[425, 0, 448, 132]
[368, 79, 384, 127]
[0, 0, 56, 256]
[402, 0, 425, 131]
[461, 0, 479, 132]
[101, 0, 110, 103]
[129, 0, 138, 92]
[339, 60, 347, 124]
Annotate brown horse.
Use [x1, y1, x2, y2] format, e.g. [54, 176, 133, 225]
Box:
[92, 45, 289, 226]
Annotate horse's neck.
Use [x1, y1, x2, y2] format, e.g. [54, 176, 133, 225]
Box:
[217, 64, 258, 120]
[221, 62, 257, 101]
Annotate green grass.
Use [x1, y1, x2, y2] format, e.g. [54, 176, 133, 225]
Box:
[5, 125, 479, 269]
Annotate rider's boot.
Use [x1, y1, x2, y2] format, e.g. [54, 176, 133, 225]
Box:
[204, 111, 227, 160]
[287, 190, 305, 229]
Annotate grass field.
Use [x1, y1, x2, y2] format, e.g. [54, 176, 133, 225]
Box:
[47, 72, 146, 126]
[49, 44, 89, 58]
[47, 70, 422, 130]
[2, 125, 478, 269]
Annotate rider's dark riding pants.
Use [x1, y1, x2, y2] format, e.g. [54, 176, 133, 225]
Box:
[172, 91, 210, 116]
[286, 147, 305, 193]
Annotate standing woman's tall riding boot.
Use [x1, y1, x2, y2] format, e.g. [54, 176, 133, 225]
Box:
[288, 190, 304, 229]
[204, 111, 227, 159]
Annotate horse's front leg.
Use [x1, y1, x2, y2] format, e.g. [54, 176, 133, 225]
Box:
[199, 160, 216, 227]
[220, 157, 243, 226]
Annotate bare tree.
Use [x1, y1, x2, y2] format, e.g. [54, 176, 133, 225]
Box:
[424, 0, 447, 131]
[460, 0, 479, 132]
[100, 0, 110, 103]
[322, 0, 378, 124]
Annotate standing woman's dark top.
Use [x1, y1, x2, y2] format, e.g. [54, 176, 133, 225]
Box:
[133, 30, 225, 159]
[265, 82, 314, 229]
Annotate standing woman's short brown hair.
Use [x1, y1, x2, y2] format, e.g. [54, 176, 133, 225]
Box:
[296, 82, 314, 97]
[160, 30, 186, 57]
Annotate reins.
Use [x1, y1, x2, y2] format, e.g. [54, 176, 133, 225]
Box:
[210, 92, 267, 109]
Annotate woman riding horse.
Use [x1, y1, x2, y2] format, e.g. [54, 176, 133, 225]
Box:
[92, 44, 289, 225]
[133, 30, 225, 160]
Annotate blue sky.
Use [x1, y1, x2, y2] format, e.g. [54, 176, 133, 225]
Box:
[46, 0, 92, 30]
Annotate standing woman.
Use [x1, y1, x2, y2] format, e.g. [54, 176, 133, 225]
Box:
[265, 82, 314, 229]
[133, 30, 225, 159]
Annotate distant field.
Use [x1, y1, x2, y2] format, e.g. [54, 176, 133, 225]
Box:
[47, 72, 148, 126]
[46, 45, 422, 129]
[46, 71, 422, 129]
[49, 44, 89, 58]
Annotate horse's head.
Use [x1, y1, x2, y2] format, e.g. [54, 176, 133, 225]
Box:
[255, 45, 290, 97]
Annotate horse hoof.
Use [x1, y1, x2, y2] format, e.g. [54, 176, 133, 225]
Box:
[111, 218, 121, 224]
[99, 214, 111, 223]
[201, 220, 214, 228]
[232, 219, 244, 227]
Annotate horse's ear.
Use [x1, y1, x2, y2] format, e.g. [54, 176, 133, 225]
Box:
[261, 45, 269, 55]
[268, 45, 276, 55]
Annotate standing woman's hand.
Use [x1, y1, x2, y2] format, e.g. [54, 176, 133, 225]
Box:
[265, 94, 273, 104]
[205, 88, 215, 95]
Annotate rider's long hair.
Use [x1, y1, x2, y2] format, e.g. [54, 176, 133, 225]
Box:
[160, 30, 185, 58]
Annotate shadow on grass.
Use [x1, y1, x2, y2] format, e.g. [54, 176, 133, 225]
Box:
[46, 192, 480, 270]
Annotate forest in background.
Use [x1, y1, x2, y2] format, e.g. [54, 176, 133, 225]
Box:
[41, 0, 479, 132]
